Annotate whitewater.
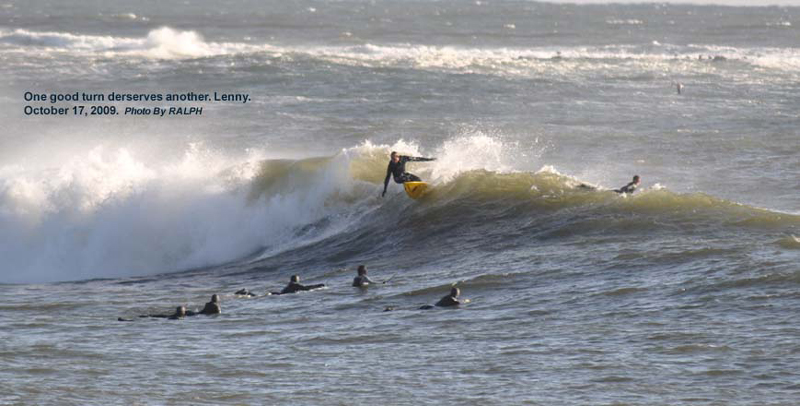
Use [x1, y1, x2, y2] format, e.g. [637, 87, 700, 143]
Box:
[1, 0, 799, 405]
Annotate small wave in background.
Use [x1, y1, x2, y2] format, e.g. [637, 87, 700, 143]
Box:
[2, 135, 796, 283]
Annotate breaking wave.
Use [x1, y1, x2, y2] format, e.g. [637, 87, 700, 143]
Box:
[0, 27, 259, 59]
[2, 27, 800, 76]
[1, 135, 797, 284]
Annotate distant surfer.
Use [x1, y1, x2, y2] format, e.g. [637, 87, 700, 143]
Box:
[420, 287, 464, 309]
[614, 175, 641, 194]
[169, 306, 187, 319]
[188, 294, 221, 316]
[130, 306, 187, 320]
[352, 265, 376, 287]
[280, 275, 326, 294]
[382, 151, 436, 197]
[435, 287, 462, 307]
[235, 288, 257, 297]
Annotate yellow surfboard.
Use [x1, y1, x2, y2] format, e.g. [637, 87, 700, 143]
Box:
[403, 181, 429, 199]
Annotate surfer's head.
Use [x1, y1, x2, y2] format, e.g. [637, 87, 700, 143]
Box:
[210, 294, 220, 304]
[390, 151, 399, 162]
[357, 265, 367, 275]
[290, 275, 300, 283]
[175, 306, 186, 317]
[450, 287, 460, 298]
[633, 175, 641, 184]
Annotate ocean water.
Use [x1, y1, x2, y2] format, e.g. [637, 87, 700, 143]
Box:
[1, 0, 799, 404]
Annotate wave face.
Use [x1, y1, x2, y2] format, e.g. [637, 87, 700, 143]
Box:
[1, 136, 797, 283]
[0, 143, 369, 283]
[1, 4, 798, 283]
[3, 2, 800, 405]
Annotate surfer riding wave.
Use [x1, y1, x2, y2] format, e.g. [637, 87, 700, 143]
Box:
[382, 151, 436, 197]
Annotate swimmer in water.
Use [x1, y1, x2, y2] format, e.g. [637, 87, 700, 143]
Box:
[120, 299, 215, 321]
[614, 175, 641, 194]
[382, 151, 436, 197]
[280, 275, 326, 294]
[188, 294, 221, 316]
[130, 306, 186, 320]
[420, 287, 464, 309]
[235, 288, 257, 297]
[168, 306, 187, 320]
[352, 265, 376, 287]
[133, 305, 186, 320]
[435, 287, 462, 307]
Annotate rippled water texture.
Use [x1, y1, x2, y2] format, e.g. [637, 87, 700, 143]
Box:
[1, 0, 799, 404]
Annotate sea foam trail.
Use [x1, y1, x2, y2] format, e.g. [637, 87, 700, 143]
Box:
[2, 136, 797, 284]
[1, 27, 799, 75]
[0, 27, 260, 59]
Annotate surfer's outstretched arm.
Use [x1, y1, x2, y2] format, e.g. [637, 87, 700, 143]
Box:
[407, 156, 436, 162]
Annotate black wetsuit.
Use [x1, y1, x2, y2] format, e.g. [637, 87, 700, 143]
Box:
[615, 181, 639, 194]
[235, 288, 257, 297]
[352, 275, 376, 287]
[434, 295, 460, 307]
[280, 282, 325, 294]
[138, 312, 184, 320]
[383, 156, 435, 195]
[187, 302, 220, 316]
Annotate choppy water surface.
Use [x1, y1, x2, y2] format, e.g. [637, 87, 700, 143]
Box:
[1, 0, 799, 404]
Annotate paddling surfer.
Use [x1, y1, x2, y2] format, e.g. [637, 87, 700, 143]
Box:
[280, 275, 326, 294]
[420, 287, 465, 309]
[132, 306, 187, 320]
[435, 287, 462, 307]
[615, 175, 641, 194]
[352, 265, 376, 287]
[188, 294, 221, 315]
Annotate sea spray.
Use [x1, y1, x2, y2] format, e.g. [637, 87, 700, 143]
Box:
[1, 136, 798, 284]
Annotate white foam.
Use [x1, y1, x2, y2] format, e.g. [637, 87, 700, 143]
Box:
[2, 27, 799, 75]
[606, 19, 644, 25]
[3, 135, 521, 283]
[429, 133, 514, 183]
[0, 27, 260, 60]
[111, 13, 139, 20]
[687, 43, 800, 72]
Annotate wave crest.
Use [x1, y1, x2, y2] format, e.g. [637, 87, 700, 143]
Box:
[1, 136, 797, 284]
[3, 27, 800, 74]
[0, 27, 258, 59]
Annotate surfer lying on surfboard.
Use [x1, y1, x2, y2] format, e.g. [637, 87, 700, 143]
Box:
[576, 175, 642, 195]
[614, 175, 641, 194]
[382, 151, 436, 197]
